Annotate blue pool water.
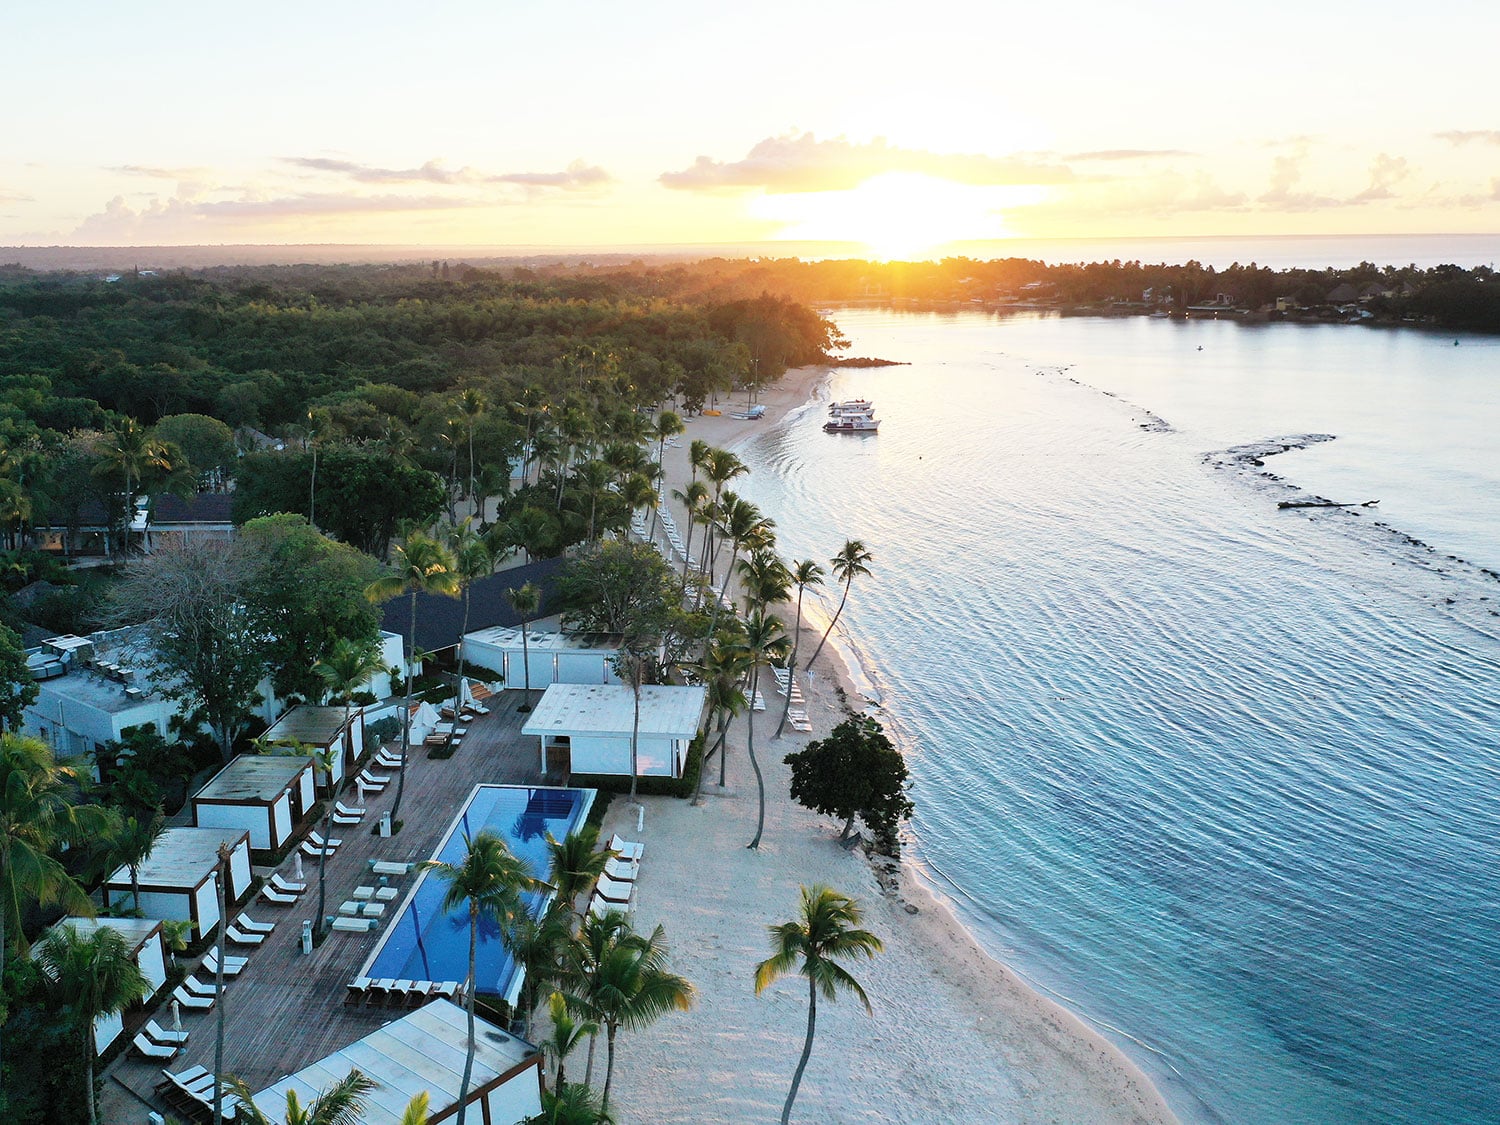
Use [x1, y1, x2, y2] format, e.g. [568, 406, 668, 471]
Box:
[363, 785, 592, 998]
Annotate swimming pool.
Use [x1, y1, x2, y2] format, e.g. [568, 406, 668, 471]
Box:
[361, 785, 593, 1002]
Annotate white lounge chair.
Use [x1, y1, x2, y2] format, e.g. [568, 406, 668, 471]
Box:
[161, 1064, 209, 1090]
[201, 956, 242, 979]
[300, 840, 337, 860]
[589, 893, 630, 919]
[335, 800, 366, 818]
[609, 834, 644, 861]
[235, 913, 275, 934]
[357, 771, 390, 790]
[345, 976, 373, 1005]
[225, 924, 264, 945]
[171, 985, 214, 1010]
[603, 855, 639, 882]
[430, 980, 460, 1001]
[143, 1018, 189, 1046]
[261, 885, 298, 906]
[270, 873, 307, 895]
[307, 831, 343, 849]
[596, 873, 635, 904]
[332, 812, 362, 828]
[373, 751, 403, 770]
[133, 1031, 178, 1059]
[181, 976, 222, 998]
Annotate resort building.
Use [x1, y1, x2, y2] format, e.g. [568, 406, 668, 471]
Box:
[102, 826, 252, 936]
[250, 999, 543, 1124]
[34, 916, 169, 1052]
[522, 682, 706, 779]
[190, 753, 316, 851]
[20, 630, 178, 760]
[261, 704, 366, 788]
[460, 626, 624, 687]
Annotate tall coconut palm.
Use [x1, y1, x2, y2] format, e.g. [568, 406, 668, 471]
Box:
[505, 582, 542, 712]
[754, 885, 884, 1125]
[226, 1068, 377, 1125]
[647, 411, 683, 537]
[420, 831, 546, 1125]
[308, 745, 340, 937]
[706, 493, 771, 636]
[592, 923, 693, 1111]
[312, 635, 386, 753]
[213, 840, 232, 1125]
[671, 480, 709, 592]
[546, 823, 613, 909]
[505, 898, 575, 1041]
[775, 560, 825, 739]
[35, 923, 150, 1125]
[448, 521, 495, 698]
[698, 447, 747, 585]
[619, 472, 655, 542]
[805, 540, 873, 670]
[92, 419, 174, 554]
[738, 549, 791, 616]
[536, 1083, 613, 1125]
[738, 609, 790, 850]
[364, 534, 460, 822]
[691, 639, 751, 795]
[687, 438, 711, 485]
[456, 387, 488, 511]
[564, 908, 632, 1088]
[571, 460, 614, 544]
[108, 806, 166, 914]
[0, 734, 112, 1073]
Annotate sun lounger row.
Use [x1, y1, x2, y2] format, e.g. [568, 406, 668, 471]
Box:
[345, 976, 461, 1008]
[355, 769, 390, 795]
[332, 799, 365, 827]
[202, 946, 248, 977]
[158, 1065, 242, 1120]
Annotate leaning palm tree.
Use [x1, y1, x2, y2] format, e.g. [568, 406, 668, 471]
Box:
[738, 549, 791, 617]
[505, 582, 543, 712]
[739, 609, 790, 850]
[706, 493, 771, 637]
[805, 539, 873, 669]
[312, 635, 387, 756]
[671, 480, 709, 592]
[226, 1068, 376, 1125]
[36, 923, 150, 1125]
[420, 831, 546, 1125]
[364, 533, 460, 821]
[691, 639, 751, 797]
[647, 411, 684, 538]
[308, 745, 340, 937]
[109, 806, 166, 915]
[754, 886, 884, 1125]
[775, 560, 825, 738]
[213, 841, 233, 1125]
[0, 734, 113, 1074]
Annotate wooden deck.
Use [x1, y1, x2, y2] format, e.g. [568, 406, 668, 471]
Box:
[102, 693, 553, 1120]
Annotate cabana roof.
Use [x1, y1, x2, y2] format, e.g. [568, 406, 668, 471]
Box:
[263, 706, 355, 749]
[522, 682, 706, 740]
[106, 826, 247, 889]
[194, 754, 312, 804]
[252, 999, 536, 1123]
[465, 626, 623, 653]
[37, 915, 162, 955]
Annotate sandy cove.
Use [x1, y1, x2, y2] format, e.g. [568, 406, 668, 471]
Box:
[598, 369, 1179, 1124]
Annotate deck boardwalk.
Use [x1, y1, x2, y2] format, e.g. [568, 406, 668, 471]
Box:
[101, 693, 554, 1120]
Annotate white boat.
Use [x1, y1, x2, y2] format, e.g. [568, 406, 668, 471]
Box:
[828, 398, 876, 416]
[823, 413, 879, 433]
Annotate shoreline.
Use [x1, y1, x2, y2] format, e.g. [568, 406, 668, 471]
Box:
[603, 366, 1180, 1123]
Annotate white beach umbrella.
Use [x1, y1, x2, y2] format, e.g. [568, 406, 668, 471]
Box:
[293, 852, 304, 882]
[171, 998, 182, 1033]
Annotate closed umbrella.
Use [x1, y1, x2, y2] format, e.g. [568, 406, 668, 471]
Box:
[171, 998, 182, 1033]
[294, 852, 305, 882]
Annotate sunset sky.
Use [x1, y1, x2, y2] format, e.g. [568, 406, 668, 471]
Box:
[5, 0, 1499, 258]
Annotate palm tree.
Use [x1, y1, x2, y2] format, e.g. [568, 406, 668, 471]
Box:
[706, 493, 771, 636]
[364, 534, 460, 822]
[308, 745, 340, 937]
[546, 823, 613, 909]
[505, 898, 574, 1040]
[754, 886, 884, 1125]
[448, 521, 495, 698]
[312, 635, 386, 752]
[647, 411, 683, 537]
[738, 549, 791, 616]
[698, 447, 747, 586]
[589, 922, 694, 1112]
[457, 387, 488, 511]
[687, 438, 711, 485]
[619, 473, 655, 542]
[805, 540, 873, 669]
[564, 908, 632, 1088]
[226, 1068, 376, 1125]
[420, 831, 546, 1125]
[35, 923, 151, 1125]
[571, 460, 614, 544]
[775, 560, 825, 738]
[505, 582, 542, 712]
[213, 840, 233, 1125]
[92, 419, 175, 555]
[109, 807, 166, 914]
[671, 480, 709, 592]
[160, 918, 192, 969]
[534, 1083, 613, 1125]
[689, 638, 751, 795]
[538, 991, 597, 1093]
[0, 734, 113, 1073]
[738, 609, 790, 850]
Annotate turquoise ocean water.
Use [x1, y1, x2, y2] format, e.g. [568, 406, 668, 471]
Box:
[728, 309, 1500, 1125]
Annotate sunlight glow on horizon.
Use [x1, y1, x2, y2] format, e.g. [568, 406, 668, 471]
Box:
[750, 173, 1047, 261]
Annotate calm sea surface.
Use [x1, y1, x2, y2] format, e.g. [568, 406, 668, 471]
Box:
[728, 309, 1500, 1125]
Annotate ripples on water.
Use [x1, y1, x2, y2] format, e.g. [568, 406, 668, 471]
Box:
[731, 310, 1500, 1125]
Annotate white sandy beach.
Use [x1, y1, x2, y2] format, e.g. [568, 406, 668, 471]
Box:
[597, 369, 1180, 1124]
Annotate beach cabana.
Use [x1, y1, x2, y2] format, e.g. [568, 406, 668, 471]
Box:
[521, 682, 706, 779]
[191, 754, 316, 850]
[251, 998, 542, 1124]
[33, 916, 169, 1052]
[262, 704, 364, 787]
[461, 626, 624, 687]
[102, 827, 252, 935]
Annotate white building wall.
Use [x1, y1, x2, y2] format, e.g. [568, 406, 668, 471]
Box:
[294, 768, 315, 814]
[195, 803, 272, 850]
[195, 880, 220, 934]
[139, 932, 168, 990]
[569, 733, 675, 777]
[227, 840, 252, 900]
[132, 888, 195, 927]
[273, 799, 292, 846]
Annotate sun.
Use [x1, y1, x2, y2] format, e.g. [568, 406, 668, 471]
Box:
[749, 172, 1045, 260]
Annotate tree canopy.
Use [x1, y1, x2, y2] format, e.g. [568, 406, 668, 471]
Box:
[784, 715, 913, 854]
